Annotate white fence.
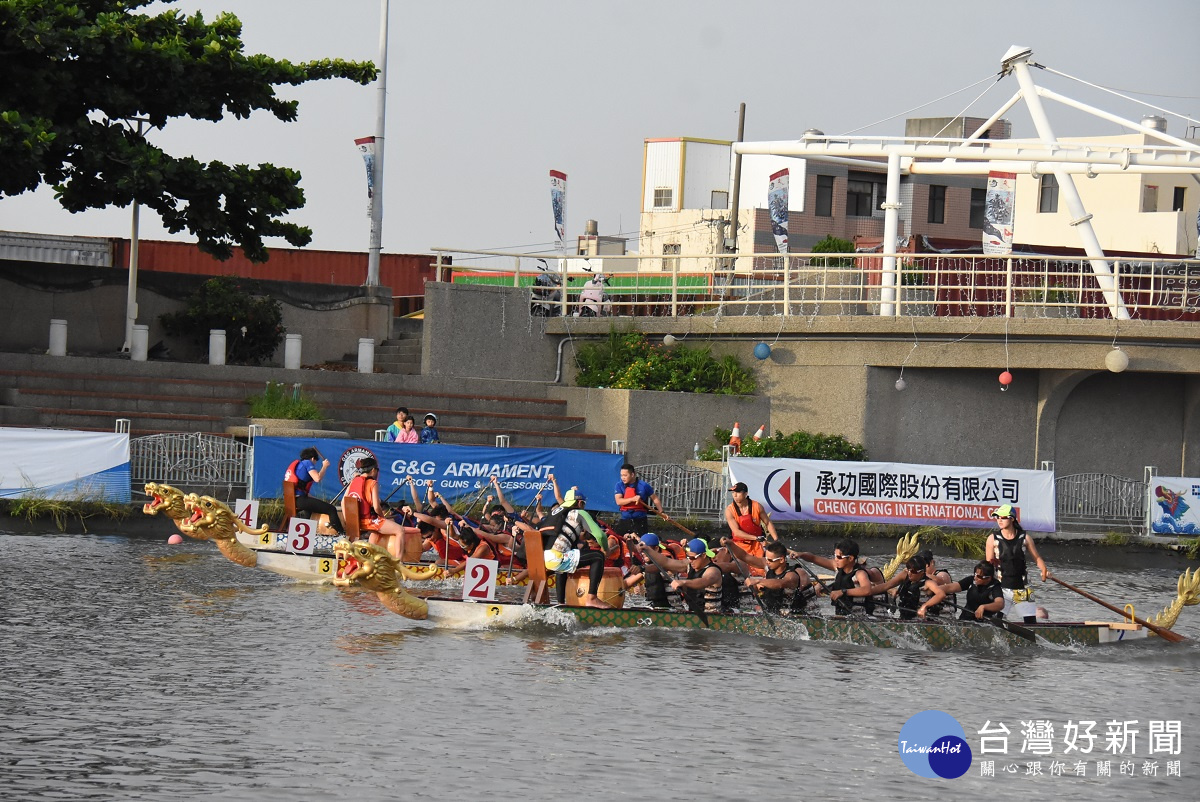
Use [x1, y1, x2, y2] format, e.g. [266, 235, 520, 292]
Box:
[433, 248, 1200, 322]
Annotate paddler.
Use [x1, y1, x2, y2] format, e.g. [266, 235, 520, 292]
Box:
[985, 504, 1050, 624]
[517, 488, 612, 609]
[793, 539, 876, 615]
[726, 538, 815, 615]
[636, 537, 724, 614]
[284, 447, 345, 536]
[938, 561, 1006, 621]
[342, 457, 417, 560]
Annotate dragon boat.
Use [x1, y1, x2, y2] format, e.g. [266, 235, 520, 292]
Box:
[142, 482, 546, 585]
[414, 596, 1160, 649]
[330, 537, 1200, 650]
[143, 483, 1199, 649]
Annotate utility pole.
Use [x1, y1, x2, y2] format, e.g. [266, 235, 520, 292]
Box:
[727, 102, 746, 261]
[366, 0, 389, 286]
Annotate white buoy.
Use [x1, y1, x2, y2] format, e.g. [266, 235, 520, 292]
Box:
[1105, 348, 1129, 373]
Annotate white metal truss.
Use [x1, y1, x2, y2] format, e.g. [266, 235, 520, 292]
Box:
[733, 46, 1200, 319]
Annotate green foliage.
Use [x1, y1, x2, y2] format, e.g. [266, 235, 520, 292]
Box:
[1, 495, 132, 532]
[811, 235, 854, 254]
[810, 235, 855, 269]
[1100, 531, 1132, 547]
[0, 0, 377, 261]
[1180, 538, 1200, 561]
[247, 381, 323, 421]
[574, 329, 756, 395]
[928, 528, 988, 559]
[161, 276, 284, 365]
[698, 427, 866, 461]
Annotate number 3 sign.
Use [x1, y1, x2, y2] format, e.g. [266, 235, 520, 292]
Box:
[463, 558, 498, 602]
[286, 518, 316, 554]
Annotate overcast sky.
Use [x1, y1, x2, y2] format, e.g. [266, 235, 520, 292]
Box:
[3, 0, 1198, 260]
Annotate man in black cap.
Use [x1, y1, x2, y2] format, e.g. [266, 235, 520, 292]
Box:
[724, 481, 778, 575]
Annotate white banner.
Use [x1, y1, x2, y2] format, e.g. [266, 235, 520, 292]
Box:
[768, 168, 789, 254]
[729, 457, 1056, 532]
[550, 170, 567, 249]
[1149, 477, 1200, 535]
[0, 427, 131, 503]
[355, 136, 376, 217]
[982, 171, 1016, 255]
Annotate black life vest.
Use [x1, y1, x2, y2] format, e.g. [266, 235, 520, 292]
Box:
[994, 532, 1029, 589]
[759, 564, 814, 614]
[831, 565, 874, 615]
[963, 577, 1004, 618]
[685, 562, 723, 614]
[896, 577, 925, 620]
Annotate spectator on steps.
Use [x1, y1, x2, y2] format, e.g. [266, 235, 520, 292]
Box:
[385, 407, 410, 442]
[394, 415, 419, 444]
[420, 413, 440, 444]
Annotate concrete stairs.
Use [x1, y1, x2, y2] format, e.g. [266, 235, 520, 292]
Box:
[0, 352, 606, 451]
[374, 338, 421, 375]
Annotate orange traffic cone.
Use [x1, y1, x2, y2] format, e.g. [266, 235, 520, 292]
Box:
[729, 422, 742, 454]
[752, 424, 765, 442]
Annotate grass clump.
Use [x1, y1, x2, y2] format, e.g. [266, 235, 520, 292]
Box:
[2, 495, 133, 532]
[247, 381, 324, 421]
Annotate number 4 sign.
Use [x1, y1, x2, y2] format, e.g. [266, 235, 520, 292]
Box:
[234, 499, 260, 530]
[463, 558, 498, 602]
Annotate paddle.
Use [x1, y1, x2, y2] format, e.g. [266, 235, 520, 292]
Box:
[1049, 575, 1187, 643]
[658, 514, 696, 539]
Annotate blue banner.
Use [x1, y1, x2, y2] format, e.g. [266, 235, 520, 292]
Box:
[252, 438, 625, 512]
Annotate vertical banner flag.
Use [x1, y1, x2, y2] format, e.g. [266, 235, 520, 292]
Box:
[355, 136, 376, 217]
[768, 169, 790, 254]
[982, 171, 1016, 255]
[550, 170, 567, 250]
[1149, 477, 1200, 535]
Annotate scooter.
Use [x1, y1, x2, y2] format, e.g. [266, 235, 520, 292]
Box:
[530, 259, 562, 317]
[574, 272, 611, 317]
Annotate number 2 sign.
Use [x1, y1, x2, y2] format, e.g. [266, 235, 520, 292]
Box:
[287, 519, 316, 554]
[462, 558, 498, 602]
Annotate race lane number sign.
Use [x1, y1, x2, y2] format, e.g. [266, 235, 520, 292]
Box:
[234, 499, 260, 530]
[463, 558, 499, 601]
[286, 518, 317, 554]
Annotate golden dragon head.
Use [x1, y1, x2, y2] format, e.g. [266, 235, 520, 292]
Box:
[143, 482, 188, 520]
[332, 539, 430, 620]
[179, 494, 238, 542]
[333, 539, 400, 593]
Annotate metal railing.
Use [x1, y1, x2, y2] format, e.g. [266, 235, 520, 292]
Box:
[432, 248, 1200, 321]
[130, 432, 250, 502]
[637, 463, 726, 520]
[1054, 472, 1148, 532]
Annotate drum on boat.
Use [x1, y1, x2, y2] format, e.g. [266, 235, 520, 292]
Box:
[565, 566, 626, 608]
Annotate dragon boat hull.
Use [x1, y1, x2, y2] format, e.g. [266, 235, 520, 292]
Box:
[233, 531, 549, 586]
[420, 597, 1150, 649]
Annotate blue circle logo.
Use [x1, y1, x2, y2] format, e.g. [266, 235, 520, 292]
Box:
[898, 710, 972, 779]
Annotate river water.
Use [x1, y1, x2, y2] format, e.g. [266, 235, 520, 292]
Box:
[2, 531, 1197, 801]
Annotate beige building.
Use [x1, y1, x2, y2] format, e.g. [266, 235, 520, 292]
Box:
[1012, 130, 1199, 256]
[639, 120, 1004, 271]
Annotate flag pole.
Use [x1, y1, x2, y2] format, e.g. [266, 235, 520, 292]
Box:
[366, 0, 389, 286]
